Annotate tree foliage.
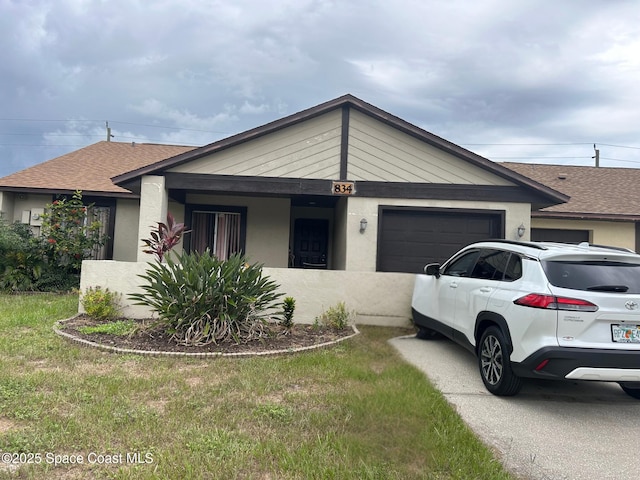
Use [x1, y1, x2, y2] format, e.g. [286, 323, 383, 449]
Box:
[41, 190, 108, 273]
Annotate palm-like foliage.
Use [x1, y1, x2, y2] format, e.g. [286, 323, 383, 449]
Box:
[130, 251, 282, 346]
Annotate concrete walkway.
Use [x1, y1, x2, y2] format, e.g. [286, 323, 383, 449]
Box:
[389, 335, 640, 480]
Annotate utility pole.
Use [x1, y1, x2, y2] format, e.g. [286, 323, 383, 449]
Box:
[106, 121, 114, 142]
[593, 144, 600, 167]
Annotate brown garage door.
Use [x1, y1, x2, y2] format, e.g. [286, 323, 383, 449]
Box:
[377, 208, 503, 273]
[531, 228, 589, 243]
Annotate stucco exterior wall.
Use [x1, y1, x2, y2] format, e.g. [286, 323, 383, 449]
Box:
[532, 218, 635, 250]
[80, 260, 415, 327]
[0, 192, 15, 221]
[0, 193, 51, 235]
[344, 197, 532, 271]
[112, 198, 140, 261]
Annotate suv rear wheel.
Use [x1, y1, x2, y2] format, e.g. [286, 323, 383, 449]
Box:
[478, 326, 522, 396]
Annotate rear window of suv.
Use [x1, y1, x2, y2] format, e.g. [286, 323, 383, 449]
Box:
[543, 260, 640, 294]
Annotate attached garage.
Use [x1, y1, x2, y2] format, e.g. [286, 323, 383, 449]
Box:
[376, 207, 504, 273]
[531, 228, 590, 244]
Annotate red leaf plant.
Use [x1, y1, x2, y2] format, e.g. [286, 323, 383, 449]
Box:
[142, 212, 189, 262]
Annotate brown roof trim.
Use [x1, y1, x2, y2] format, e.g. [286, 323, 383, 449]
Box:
[111, 94, 568, 206]
[163, 172, 558, 207]
[0, 186, 138, 199]
[111, 95, 359, 185]
[532, 211, 640, 222]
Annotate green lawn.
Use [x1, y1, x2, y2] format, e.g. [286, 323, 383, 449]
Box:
[0, 294, 514, 479]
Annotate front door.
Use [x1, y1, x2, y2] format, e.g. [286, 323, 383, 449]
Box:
[293, 219, 328, 268]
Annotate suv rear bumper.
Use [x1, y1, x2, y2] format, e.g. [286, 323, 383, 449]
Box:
[513, 346, 640, 381]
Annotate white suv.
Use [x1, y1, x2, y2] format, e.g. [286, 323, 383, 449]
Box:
[411, 240, 640, 398]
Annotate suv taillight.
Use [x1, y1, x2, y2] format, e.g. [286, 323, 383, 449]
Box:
[514, 294, 598, 312]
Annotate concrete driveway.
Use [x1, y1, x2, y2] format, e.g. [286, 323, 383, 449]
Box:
[389, 335, 640, 480]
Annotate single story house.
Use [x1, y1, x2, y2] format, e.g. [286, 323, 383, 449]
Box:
[0, 141, 195, 261]
[502, 162, 640, 252]
[0, 94, 578, 324]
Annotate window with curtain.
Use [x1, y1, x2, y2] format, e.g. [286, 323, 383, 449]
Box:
[87, 206, 111, 260]
[190, 210, 243, 260]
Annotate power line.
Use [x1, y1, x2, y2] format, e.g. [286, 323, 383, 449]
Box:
[108, 120, 229, 134]
[600, 157, 640, 164]
[0, 118, 231, 135]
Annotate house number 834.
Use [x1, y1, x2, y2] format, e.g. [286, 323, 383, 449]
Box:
[332, 181, 355, 195]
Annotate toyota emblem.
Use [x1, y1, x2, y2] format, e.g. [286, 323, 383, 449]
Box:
[625, 301, 639, 310]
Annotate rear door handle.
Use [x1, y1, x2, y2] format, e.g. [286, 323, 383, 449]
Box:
[480, 287, 492, 293]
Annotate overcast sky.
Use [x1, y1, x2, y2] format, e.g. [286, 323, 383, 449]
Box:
[2, 0, 640, 178]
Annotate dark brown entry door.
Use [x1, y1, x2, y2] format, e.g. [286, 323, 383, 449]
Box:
[293, 219, 328, 268]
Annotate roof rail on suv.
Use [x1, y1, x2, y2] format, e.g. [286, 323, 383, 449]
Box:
[480, 239, 548, 250]
[481, 239, 636, 254]
[576, 242, 636, 253]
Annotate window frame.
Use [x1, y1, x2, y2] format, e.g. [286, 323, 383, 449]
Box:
[183, 204, 247, 256]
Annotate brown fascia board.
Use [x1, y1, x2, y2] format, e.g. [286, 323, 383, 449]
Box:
[531, 211, 640, 222]
[0, 185, 138, 199]
[110, 94, 569, 207]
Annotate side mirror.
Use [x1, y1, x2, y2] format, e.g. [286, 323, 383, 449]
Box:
[424, 263, 441, 278]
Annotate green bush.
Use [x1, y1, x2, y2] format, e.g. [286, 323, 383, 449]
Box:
[0, 191, 108, 293]
[129, 251, 283, 346]
[315, 301, 353, 330]
[81, 286, 122, 320]
[41, 190, 108, 274]
[0, 218, 46, 292]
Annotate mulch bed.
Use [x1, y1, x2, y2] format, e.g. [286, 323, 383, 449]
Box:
[56, 314, 357, 355]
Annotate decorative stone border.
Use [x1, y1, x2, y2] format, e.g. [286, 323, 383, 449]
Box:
[53, 316, 360, 358]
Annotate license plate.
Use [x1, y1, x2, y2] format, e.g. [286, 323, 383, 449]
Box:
[612, 324, 640, 343]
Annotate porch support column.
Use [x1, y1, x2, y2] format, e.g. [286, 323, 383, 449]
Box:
[136, 175, 168, 262]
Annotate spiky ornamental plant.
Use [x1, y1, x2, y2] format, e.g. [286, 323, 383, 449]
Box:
[130, 251, 283, 346]
[281, 297, 296, 330]
[141, 212, 188, 262]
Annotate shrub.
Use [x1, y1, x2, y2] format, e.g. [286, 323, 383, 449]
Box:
[0, 209, 99, 292]
[281, 297, 296, 329]
[0, 218, 46, 292]
[81, 287, 122, 320]
[129, 251, 283, 346]
[41, 190, 108, 274]
[315, 301, 353, 330]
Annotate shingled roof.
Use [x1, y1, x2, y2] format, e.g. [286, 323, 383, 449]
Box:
[0, 141, 195, 197]
[502, 162, 640, 221]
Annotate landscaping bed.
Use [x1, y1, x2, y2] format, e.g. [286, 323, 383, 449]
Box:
[56, 314, 358, 355]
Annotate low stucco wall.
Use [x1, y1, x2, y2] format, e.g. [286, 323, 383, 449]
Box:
[80, 260, 415, 327]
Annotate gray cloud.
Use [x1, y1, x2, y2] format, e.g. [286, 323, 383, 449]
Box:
[1, 0, 640, 176]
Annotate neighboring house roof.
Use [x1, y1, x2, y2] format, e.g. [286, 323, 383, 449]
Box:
[502, 162, 640, 221]
[112, 94, 568, 208]
[0, 141, 195, 197]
